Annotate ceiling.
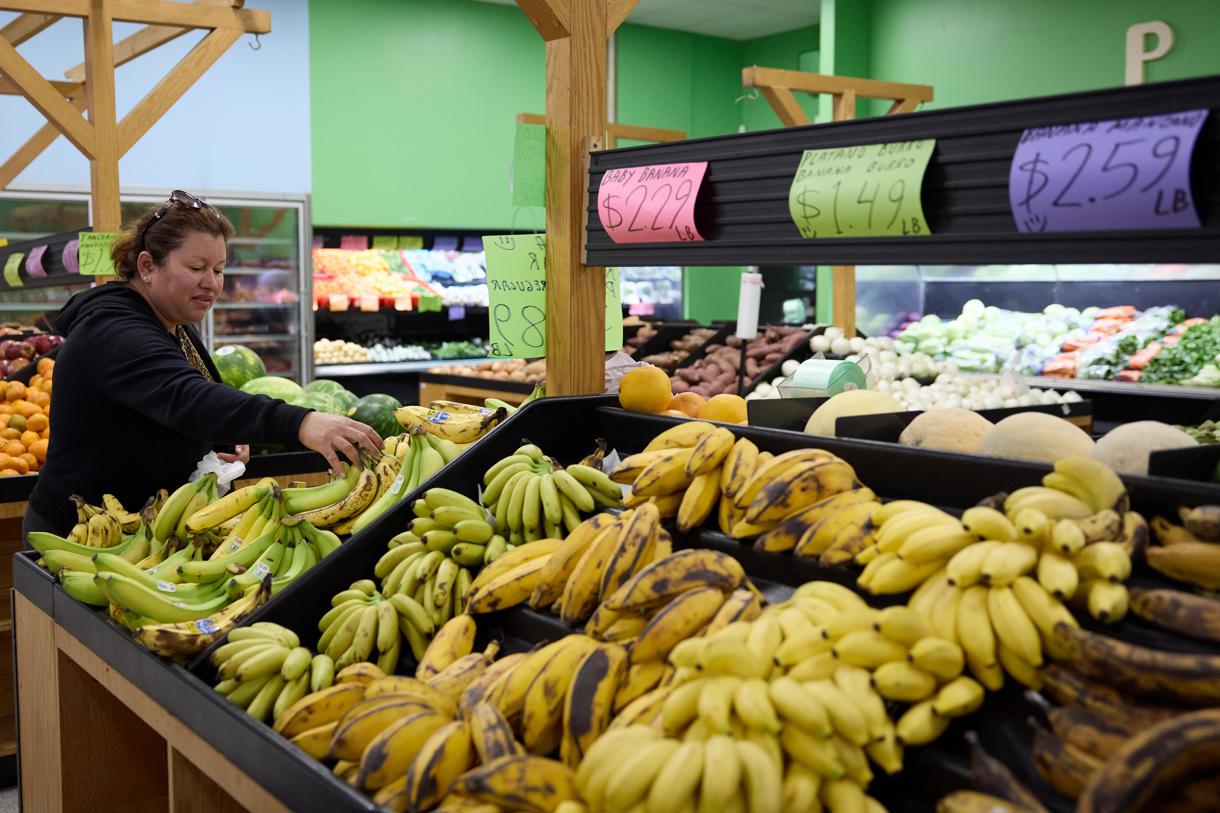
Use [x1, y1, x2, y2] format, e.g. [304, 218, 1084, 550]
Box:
[472, 0, 819, 41]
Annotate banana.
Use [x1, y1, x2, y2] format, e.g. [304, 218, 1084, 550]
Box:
[793, 580, 869, 612]
[743, 458, 858, 526]
[1052, 518, 1087, 556]
[630, 448, 696, 497]
[428, 649, 497, 707]
[1031, 721, 1101, 800]
[643, 420, 717, 452]
[395, 720, 475, 812]
[131, 577, 271, 658]
[599, 503, 660, 602]
[186, 483, 272, 533]
[874, 506, 959, 552]
[468, 701, 524, 765]
[804, 679, 870, 746]
[567, 464, 622, 504]
[927, 581, 962, 644]
[824, 612, 881, 643]
[602, 550, 745, 612]
[957, 585, 1000, 690]
[987, 585, 1042, 666]
[283, 464, 360, 514]
[932, 675, 986, 717]
[697, 734, 742, 813]
[152, 478, 206, 541]
[946, 541, 1001, 587]
[457, 754, 581, 813]
[293, 461, 379, 528]
[467, 537, 561, 593]
[644, 738, 704, 812]
[760, 489, 875, 554]
[833, 665, 891, 741]
[273, 681, 369, 738]
[720, 436, 759, 500]
[1057, 455, 1129, 513]
[961, 506, 1018, 543]
[765, 676, 832, 738]
[936, 791, 1035, 813]
[355, 708, 449, 791]
[780, 723, 845, 779]
[896, 699, 949, 746]
[630, 585, 726, 665]
[873, 660, 938, 703]
[734, 449, 836, 510]
[1130, 586, 1220, 643]
[600, 737, 682, 812]
[520, 637, 601, 753]
[1081, 579, 1129, 624]
[1011, 576, 1077, 650]
[1146, 542, 1220, 590]
[737, 739, 784, 813]
[560, 645, 627, 767]
[1006, 487, 1093, 521]
[979, 541, 1038, 586]
[677, 470, 723, 533]
[1073, 541, 1131, 583]
[395, 404, 505, 443]
[466, 555, 552, 615]
[552, 467, 596, 514]
[864, 556, 944, 595]
[685, 426, 734, 477]
[898, 526, 976, 564]
[416, 614, 476, 680]
[1014, 507, 1052, 549]
[1037, 550, 1079, 599]
[831, 630, 908, 668]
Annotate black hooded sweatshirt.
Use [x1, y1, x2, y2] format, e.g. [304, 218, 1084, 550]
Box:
[29, 283, 310, 534]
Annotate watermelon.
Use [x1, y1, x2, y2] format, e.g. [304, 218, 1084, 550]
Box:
[352, 393, 402, 438]
[330, 388, 359, 415]
[212, 344, 266, 389]
[291, 392, 342, 414]
[307, 379, 347, 397]
[241, 375, 304, 402]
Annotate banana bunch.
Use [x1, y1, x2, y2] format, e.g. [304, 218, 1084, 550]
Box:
[132, 575, 273, 658]
[316, 579, 404, 673]
[1144, 504, 1220, 590]
[395, 400, 510, 445]
[482, 442, 622, 545]
[370, 429, 468, 535]
[755, 485, 883, 564]
[59, 492, 143, 548]
[211, 622, 337, 723]
[31, 511, 155, 589]
[576, 723, 889, 813]
[279, 452, 401, 536]
[151, 473, 220, 545]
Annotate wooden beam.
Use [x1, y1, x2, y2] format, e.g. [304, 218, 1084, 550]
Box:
[64, 0, 243, 82]
[887, 97, 921, 115]
[84, 0, 121, 230]
[0, 0, 87, 15]
[758, 85, 810, 127]
[517, 112, 545, 126]
[541, 0, 608, 395]
[832, 87, 857, 121]
[0, 33, 95, 157]
[743, 65, 933, 105]
[0, 76, 80, 96]
[518, 113, 686, 148]
[117, 26, 240, 155]
[516, 0, 569, 41]
[0, 13, 61, 46]
[607, 0, 638, 33]
[0, 92, 86, 189]
[109, 0, 269, 33]
[831, 266, 856, 337]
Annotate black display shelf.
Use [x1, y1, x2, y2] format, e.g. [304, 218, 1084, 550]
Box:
[0, 229, 94, 293]
[585, 74, 1220, 266]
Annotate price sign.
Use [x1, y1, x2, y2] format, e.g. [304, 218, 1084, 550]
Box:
[78, 231, 120, 275]
[26, 245, 47, 278]
[371, 236, 397, 250]
[397, 236, 424, 250]
[3, 253, 23, 287]
[393, 296, 413, 311]
[329, 294, 349, 312]
[358, 294, 380, 312]
[339, 235, 368, 251]
[605, 267, 623, 351]
[788, 140, 935, 238]
[448, 305, 466, 321]
[513, 122, 546, 208]
[1008, 109, 1208, 233]
[63, 239, 79, 274]
[483, 234, 623, 358]
[597, 162, 707, 244]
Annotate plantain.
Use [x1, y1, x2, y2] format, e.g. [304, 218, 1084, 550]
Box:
[1180, 504, 1220, 541]
[1129, 587, 1220, 644]
[1145, 543, 1220, 590]
[936, 791, 1038, 813]
[1038, 664, 1181, 728]
[1046, 704, 1132, 760]
[1076, 709, 1220, 813]
[1031, 720, 1102, 800]
[963, 731, 1048, 812]
[1051, 623, 1220, 706]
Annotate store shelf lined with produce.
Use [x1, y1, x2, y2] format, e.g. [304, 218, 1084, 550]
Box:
[14, 392, 1220, 813]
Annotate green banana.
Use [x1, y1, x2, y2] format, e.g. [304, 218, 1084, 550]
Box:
[282, 464, 359, 514]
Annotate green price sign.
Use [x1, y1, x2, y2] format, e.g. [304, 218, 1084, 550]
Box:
[483, 234, 623, 359]
[3, 252, 24, 288]
[788, 139, 935, 238]
[78, 231, 120, 275]
[512, 122, 546, 208]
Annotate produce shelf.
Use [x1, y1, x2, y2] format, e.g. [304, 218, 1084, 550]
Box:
[314, 358, 486, 377]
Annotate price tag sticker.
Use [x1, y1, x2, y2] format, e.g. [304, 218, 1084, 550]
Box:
[1008, 109, 1208, 233]
[483, 234, 623, 359]
[597, 162, 707, 244]
[155, 580, 177, 593]
[63, 239, 79, 274]
[78, 231, 120, 275]
[788, 140, 935, 238]
[3, 252, 23, 287]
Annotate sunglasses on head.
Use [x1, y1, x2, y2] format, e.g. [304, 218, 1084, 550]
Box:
[137, 190, 215, 252]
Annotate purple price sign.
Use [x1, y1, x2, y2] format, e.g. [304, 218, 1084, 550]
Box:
[1009, 109, 1208, 233]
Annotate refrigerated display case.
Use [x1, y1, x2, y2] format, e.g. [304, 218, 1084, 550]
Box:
[0, 189, 312, 382]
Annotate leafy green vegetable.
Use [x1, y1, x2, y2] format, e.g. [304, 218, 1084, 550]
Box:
[1143, 318, 1220, 385]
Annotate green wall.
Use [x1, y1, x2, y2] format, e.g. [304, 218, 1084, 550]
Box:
[868, 0, 1220, 111]
[740, 25, 820, 131]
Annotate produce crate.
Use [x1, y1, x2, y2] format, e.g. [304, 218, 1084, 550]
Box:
[1149, 443, 1220, 483]
[622, 320, 703, 360]
[671, 324, 817, 396]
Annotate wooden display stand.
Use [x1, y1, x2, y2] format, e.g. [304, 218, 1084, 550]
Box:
[418, 378, 531, 409]
[741, 67, 933, 337]
[14, 592, 285, 813]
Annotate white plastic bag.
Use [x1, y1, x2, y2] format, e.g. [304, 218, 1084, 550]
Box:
[604, 352, 649, 393]
[189, 451, 246, 497]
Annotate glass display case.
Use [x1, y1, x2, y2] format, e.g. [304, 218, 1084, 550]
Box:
[0, 189, 312, 382]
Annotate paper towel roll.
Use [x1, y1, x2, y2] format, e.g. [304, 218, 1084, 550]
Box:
[736, 272, 763, 340]
[790, 358, 868, 395]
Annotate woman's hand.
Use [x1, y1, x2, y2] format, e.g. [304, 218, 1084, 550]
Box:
[298, 412, 383, 476]
[217, 444, 250, 465]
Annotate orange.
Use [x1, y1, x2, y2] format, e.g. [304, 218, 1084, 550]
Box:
[30, 391, 49, 409]
[4, 382, 23, 402]
[7, 456, 28, 475]
[26, 413, 47, 433]
[617, 366, 673, 414]
[4, 441, 25, 458]
[0, 405, 11, 416]
[36, 357, 53, 376]
[29, 439, 47, 463]
[19, 430, 38, 449]
[0, 429, 18, 442]
[19, 453, 37, 472]
[40, 379, 51, 397]
[662, 409, 691, 419]
[697, 393, 749, 425]
[28, 375, 42, 391]
[14, 400, 38, 418]
[7, 414, 24, 431]
[667, 392, 707, 418]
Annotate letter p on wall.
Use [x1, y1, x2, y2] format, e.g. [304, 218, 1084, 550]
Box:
[1125, 21, 1173, 86]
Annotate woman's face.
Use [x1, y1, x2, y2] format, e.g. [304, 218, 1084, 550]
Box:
[139, 230, 226, 326]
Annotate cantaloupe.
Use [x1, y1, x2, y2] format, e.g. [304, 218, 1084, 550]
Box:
[979, 412, 1095, 463]
[899, 409, 994, 454]
[804, 390, 904, 436]
[1092, 420, 1197, 476]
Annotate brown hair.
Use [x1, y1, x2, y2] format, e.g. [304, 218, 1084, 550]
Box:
[110, 197, 236, 280]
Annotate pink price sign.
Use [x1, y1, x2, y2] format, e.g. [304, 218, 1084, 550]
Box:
[597, 162, 707, 244]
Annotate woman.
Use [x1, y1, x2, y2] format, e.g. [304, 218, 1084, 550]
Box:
[26, 191, 382, 537]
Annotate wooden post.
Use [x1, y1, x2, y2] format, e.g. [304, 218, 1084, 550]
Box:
[83, 0, 121, 230]
[516, 0, 638, 395]
[742, 67, 933, 336]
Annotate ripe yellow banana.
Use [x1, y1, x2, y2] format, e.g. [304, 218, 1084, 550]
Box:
[987, 585, 1043, 666]
[643, 420, 717, 452]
